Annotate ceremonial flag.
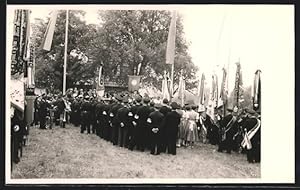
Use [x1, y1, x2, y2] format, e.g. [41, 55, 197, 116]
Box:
[128, 75, 141, 92]
[211, 74, 219, 108]
[166, 11, 177, 65]
[218, 68, 227, 116]
[162, 71, 170, 101]
[96, 65, 105, 97]
[42, 11, 58, 51]
[177, 71, 185, 107]
[233, 62, 244, 108]
[253, 70, 261, 112]
[197, 73, 205, 110]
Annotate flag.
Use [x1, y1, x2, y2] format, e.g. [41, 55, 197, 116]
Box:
[177, 71, 185, 107]
[166, 11, 177, 65]
[128, 75, 141, 92]
[162, 71, 170, 101]
[253, 70, 261, 112]
[96, 65, 105, 96]
[197, 73, 205, 109]
[42, 11, 58, 51]
[218, 68, 227, 116]
[233, 62, 244, 108]
[211, 74, 218, 108]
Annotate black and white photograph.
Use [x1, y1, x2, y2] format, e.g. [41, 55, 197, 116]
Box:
[5, 4, 294, 184]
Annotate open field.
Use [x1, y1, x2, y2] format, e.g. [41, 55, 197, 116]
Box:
[11, 125, 260, 179]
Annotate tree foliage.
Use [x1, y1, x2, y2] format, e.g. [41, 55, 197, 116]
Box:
[33, 10, 198, 92]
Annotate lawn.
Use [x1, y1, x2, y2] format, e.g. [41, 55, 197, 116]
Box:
[11, 124, 260, 179]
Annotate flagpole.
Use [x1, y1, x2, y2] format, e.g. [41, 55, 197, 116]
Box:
[170, 62, 174, 101]
[63, 10, 69, 95]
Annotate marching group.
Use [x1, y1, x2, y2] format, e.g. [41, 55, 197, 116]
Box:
[31, 89, 261, 164]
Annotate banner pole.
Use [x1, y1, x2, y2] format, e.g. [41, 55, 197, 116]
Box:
[63, 10, 69, 95]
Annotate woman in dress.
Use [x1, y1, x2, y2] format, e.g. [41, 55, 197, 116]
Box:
[185, 105, 199, 148]
[176, 106, 188, 147]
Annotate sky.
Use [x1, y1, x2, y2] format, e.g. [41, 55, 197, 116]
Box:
[12, 5, 294, 92]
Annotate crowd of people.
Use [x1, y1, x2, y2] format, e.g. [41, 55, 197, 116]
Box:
[32, 88, 261, 163]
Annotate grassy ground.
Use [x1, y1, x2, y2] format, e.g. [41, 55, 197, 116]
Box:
[11, 124, 260, 179]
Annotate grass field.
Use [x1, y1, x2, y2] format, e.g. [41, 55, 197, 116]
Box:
[11, 124, 260, 179]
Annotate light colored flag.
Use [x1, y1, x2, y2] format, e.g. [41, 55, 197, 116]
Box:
[177, 71, 185, 107]
[42, 11, 59, 51]
[197, 73, 205, 110]
[253, 70, 261, 111]
[162, 71, 170, 101]
[166, 11, 177, 65]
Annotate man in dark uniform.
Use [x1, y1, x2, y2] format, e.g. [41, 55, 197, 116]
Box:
[218, 106, 239, 154]
[38, 94, 50, 129]
[241, 108, 261, 163]
[159, 98, 171, 153]
[200, 108, 219, 145]
[110, 95, 123, 145]
[135, 97, 152, 151]
[102, 99, 112, 141]
[90, 97, 98, 134]
[147, 103, 164, 155]
[117, 97, 130, 147]
[164, 102, 181, 155]
[128, 96, 143, 151]
[80, 95, 92, 134]
[95, 99, 104, 137]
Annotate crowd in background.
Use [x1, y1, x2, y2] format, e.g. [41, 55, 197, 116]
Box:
[31, 88, 261, 163]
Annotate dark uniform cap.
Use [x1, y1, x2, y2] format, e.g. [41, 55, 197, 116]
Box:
[170, 102, 179, 109]
[150, 101, 155, 107]
[143, 97, 150, 104]
[163, 98, 169, 104]
[135, 96, 142, 103]
[191, 105, 198, 110]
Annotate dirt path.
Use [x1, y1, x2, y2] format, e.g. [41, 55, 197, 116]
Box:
[11, 125, 260, 179]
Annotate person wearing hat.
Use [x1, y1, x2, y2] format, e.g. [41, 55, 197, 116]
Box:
[164, 102, 182, 155]
[117, 97, 131, 147]
[128, 96, 143, 151]
[135, 97, 152, 151]
[102, 99, 112, 141]
[159, 98, 171, 153]
[147, 103, 164, 155]
[38, 94, 51, 129]
[109, 94, 123, 145]
[80, 95, 92, 133]
[240, 108, 261, 163]
[217, 106, 240, 154]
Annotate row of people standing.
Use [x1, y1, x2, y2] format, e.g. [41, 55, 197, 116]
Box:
[71, 95, 182, 155]
[69, 93, 261, 163]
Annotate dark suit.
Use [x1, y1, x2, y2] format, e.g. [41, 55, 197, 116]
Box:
[136, 105, 152, 151]
[159, 105, 171, 152]
[80, 100, 92, 133]
[128, 104, 142, 150]
[218, 114, 239, 153]
[148, 110, 164, 155]
[117, 105, 130, 147]
[165, 110, 181, 155]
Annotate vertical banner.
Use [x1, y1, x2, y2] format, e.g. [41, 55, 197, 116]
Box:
[219, 68, 228, 116]
[162, 71, 170, 101]
[128, 75, 141, 92]
[96, 66, 105, 97]
[177, 71, 185, 107]
[41, 10, 58, 51]
[233, 62, 244, 108]
[197, 73, 205, 111]
[253, 70, 261, 112]
[166, 11, 177, 65]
